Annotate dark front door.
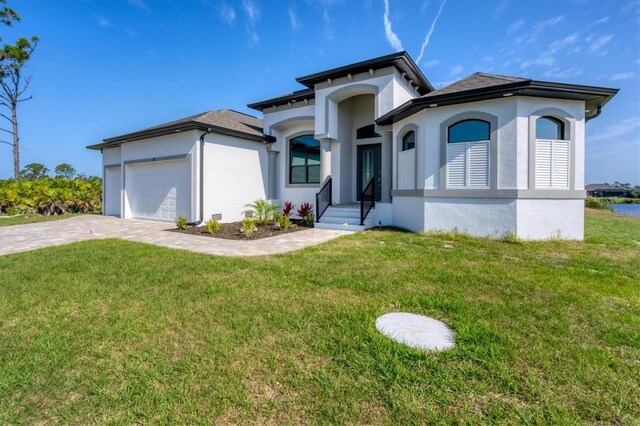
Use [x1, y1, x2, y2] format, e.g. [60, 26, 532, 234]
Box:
[357, 143, 382, 202]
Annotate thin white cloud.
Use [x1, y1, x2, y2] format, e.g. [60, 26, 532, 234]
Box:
[520, 53, 555, 69]
[533, 15, 565, 32]
[247, 27, 259, 46]
[589, 16, 610, 26]
[220, 3, 236, 25]
[288, 6, 300, 30]
[416, 0, 447, 63]
[494, 0, 509, 18]
[588, 34, 613, 53]
[449, 64, 463, 78]
[549, 33, 578, 53]
[242, 0, 260, 23]
[96, 16, 110, 27]
[610, 72, 635, 81]
[323, 8, 334, 41]
[423, 59, 439, 67]
[588, 117, 640, 143]
[507, 19, 525, 34]
[128, 0, 149, 13]
[543, 67, 583, 79]
[383, 0, 404, 51]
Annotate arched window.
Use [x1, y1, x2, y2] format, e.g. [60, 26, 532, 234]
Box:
[448, 120, 490, 143]
[535, 116, 569, 188]
[289, 134, 320, 184]
[402, 130, 415, 151]
[446, 120, 490, 188]
[536, 116, 565, 140]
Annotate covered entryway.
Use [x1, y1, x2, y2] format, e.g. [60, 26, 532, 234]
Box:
[126, 159, 191, 222]
[104, 166, 121, 217]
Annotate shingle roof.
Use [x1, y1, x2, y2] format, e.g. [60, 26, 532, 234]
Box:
[87, 109, 269, 149]
[142, 109, 264, 138]
[424, 72, 529, 97]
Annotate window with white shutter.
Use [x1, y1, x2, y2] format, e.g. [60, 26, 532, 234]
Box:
[447, 120, 490, 188]
[535, 117, 569, 189]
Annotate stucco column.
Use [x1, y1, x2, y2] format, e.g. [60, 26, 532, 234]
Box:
[381, 130, 393, 203]
[267, 148, 278, 200]
[320, 138, 332, 182]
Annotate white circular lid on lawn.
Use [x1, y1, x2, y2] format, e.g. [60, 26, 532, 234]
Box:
[375, 313, 454, 351]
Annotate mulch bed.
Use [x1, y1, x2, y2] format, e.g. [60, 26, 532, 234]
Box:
[168, 220, 310, 240]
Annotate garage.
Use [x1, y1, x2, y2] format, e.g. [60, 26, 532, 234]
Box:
[104, 166, 121, 217]
[126, 159, 191, 222]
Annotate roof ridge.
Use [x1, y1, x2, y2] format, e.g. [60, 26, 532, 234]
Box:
[473, 71, 528, 82]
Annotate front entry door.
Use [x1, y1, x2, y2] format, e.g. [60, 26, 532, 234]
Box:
[357, 143, 382, 202]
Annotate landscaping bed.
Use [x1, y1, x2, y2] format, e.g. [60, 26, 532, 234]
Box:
[169, 220, 309, 240]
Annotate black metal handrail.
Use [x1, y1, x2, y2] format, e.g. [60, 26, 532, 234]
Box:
[316, 176, 332, 221]
[360, 177, 375, 225]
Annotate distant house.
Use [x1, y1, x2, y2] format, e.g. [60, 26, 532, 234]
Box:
[586, 184, 630, 197]
[88, 51, 619, 240]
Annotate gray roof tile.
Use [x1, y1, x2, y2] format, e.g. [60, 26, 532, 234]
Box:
[425, 72, 529, 97]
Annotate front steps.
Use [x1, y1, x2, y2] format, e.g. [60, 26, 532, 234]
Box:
[314, 205, 375, 231]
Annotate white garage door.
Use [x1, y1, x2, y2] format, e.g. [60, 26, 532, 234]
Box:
[126, 159, 191, 222]
[104, 167, 122, 217]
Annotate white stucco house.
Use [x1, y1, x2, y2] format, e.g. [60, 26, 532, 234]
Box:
[88, 52, 617, 240]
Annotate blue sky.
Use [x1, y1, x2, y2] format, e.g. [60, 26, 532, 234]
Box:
[1, 0, 639, 184]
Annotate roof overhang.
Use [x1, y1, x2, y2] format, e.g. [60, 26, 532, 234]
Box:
[247, 89, 315, 112]
[376, 80, 619, 125]
[296, 51, 434, 95]
[87, 121, 275, 150]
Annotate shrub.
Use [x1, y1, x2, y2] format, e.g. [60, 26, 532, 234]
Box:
[0, 176, 102, 216]
[242, 218, 257, 237]
[278, 214, 292, 230]
[205, 219, 221, 234]
[176, 215, 188, 230]
[283, 201, 294, 217]
[296, 202, 313, 219]
[585, 197, 612, 211]
[304, 212, 315, 227]
[244, 199, 279, 225]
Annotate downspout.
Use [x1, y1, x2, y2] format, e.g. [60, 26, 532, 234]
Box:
[187, 128, 212, 226]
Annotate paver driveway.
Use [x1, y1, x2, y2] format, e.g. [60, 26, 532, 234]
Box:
[0, 215, 347, 257]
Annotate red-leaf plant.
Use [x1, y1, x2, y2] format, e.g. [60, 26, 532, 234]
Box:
[283, 201, 294, 218]
[296, 202, 313, 219]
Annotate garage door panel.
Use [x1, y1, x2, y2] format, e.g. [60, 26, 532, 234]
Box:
[127, 160, 191, 222]
[104, 167, 121, 217]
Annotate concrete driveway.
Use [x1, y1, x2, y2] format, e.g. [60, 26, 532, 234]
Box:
[0, 215, 348, 257]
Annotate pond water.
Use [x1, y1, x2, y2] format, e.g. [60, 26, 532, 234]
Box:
[612, 203, 640, 217]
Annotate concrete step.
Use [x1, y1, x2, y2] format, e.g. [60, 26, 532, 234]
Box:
[321, 209, 361, 219]
[314, 222, 367, 231]
[319, 216, 365, 225]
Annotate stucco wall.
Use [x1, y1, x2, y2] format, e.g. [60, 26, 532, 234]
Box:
[392, 196, 425, 232]
[202, 133, 269, 222]
[423, 198, 517, 237]
[102, 147, 121, 165]
[516, 199, 584, 240]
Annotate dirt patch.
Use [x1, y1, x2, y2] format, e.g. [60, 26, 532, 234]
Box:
[168, 220, 309, 240]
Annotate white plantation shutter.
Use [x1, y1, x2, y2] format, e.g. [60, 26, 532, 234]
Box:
[447, 143, 467, 187]
[468, 142, 489, 187]
[536, 139, 569, 188]
[535, 140, 553, 188]
[398, 149, 416, 189]
[552, 140, 569, 188]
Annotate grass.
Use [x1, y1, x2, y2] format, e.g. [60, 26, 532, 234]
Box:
[0, 213, 81, 227]
[0, 209, 638, 424]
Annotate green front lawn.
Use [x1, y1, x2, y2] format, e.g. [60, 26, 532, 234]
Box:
[0, 210, 638, 424]
[0, 213, 81, 227]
